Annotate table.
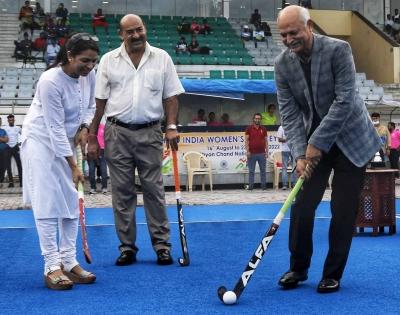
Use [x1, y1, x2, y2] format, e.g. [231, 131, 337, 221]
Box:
[356, 169, 397, 236]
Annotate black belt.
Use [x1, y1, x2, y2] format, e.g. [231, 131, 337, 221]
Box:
[107, 117, 159, 130]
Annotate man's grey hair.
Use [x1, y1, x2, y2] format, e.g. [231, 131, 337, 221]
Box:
[277, 5, 311, 26]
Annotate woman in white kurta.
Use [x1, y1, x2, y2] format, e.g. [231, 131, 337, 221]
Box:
[21, 33, 99, 290]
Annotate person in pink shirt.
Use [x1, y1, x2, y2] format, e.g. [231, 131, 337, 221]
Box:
[388, 122, 400, 177]
[207, 112, 220, 126]
[88, 120, 108, 193]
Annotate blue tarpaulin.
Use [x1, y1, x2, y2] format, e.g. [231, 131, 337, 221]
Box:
[180, 79, 276, 94]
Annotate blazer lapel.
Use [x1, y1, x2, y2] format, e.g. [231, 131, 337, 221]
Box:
[311, 34, 322, 109]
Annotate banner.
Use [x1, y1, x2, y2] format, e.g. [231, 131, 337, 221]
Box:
[162, 131, 280, 175]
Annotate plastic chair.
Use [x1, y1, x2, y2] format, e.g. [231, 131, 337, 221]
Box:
[271, 151, 293, 190]
[183, 151, 213, 192]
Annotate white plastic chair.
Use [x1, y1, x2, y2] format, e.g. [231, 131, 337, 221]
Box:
[182, 151, 213, 192]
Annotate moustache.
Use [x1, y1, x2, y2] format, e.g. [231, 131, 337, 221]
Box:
[289, 40, 301, 48]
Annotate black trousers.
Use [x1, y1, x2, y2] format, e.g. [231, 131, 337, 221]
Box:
[6, 145, 22, 184]
[289, 144, 366, 280]
[389, 149, 399, 178]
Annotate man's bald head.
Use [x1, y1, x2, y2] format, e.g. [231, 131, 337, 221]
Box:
[277, 5, 313, 57]
[277, 5, 310, 27]
[119, 14, 147, 54]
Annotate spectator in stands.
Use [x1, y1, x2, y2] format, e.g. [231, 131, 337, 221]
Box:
[245, 113, 268, 190]
[177, 17, 190, 34]
[58, 33, 69, 46]
[32, 31, 47, 54]
[250, 9, 261, 26]
[188, 37, 200, 54]
[19, 1, 34, 31]
[371, 112, 391, 162]
[220, 113, 234, 126]
[56, 18, 70, 37]
[394, 8, 400, 20]
[388, 122, 400, 177]
[4, 114, 22, 188]
[192, 108, 207, 123]
[253, 23, 265, 42]
[385, 14, 393, 34]
[241, 25, 252, 41]
[44, 15, 57, 36]
[13, 32, 32, 60]
[0, 117, 9, 189]
[199, 18, 212, 35]
[92, 8, 109, 35]
[175, 36, 189, 54]
[207, 112, 220, 126]
[55, 3, 68, 25]
[34, 2, 46, 28]
[277, 125, 296, 190]
[261, 103, 277, 125]
[298, 0, 312, 9]
[44, 37, 60, 66]
[190, 19, 200, 35]
[393, 18, 400, 41]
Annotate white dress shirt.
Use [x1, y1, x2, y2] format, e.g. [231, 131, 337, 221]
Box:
[277, 125, 290, 152]
[95, 42, 185, 124]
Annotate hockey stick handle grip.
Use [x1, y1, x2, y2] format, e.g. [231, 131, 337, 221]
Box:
[171, 150, 181, 195]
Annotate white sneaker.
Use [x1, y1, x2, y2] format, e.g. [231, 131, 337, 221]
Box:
[89, 189, 96, 195]
[102, 188, 107, 194]
[282, 186, 287, 190]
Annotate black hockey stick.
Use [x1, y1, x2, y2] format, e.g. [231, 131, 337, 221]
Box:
[171, 150, 190, 266]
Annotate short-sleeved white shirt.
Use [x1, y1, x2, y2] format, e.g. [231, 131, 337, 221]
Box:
[95, 42, 185, 124]
[277, 125, 290, 152]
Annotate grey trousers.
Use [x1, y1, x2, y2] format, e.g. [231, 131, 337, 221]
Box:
[104, 121, 171, 254]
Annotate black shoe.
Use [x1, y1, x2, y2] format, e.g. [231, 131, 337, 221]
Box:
[156, 249, 173, 265]
[317, 278, 340, 293]
[278, 270, 308, 289]
[115, 251, 136, 266]
[8, 183, 14, 188]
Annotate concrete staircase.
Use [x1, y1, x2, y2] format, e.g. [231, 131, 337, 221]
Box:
[0, 13, 20, 67]
[228, 18, 285, 66]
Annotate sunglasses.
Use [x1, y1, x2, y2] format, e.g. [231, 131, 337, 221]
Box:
[70, 33, 98, 43]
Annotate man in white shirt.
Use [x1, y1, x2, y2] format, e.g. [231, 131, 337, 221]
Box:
[88, 14, 184, 266]
[4, 114, 22, 187]
[276, 125, 295, 190]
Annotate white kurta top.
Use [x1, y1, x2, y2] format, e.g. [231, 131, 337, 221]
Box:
[21, 67, 95, 219]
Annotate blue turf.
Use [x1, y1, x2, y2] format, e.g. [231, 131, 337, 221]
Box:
[0, 201, 399, 314]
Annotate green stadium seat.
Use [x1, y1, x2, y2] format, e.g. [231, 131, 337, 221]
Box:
[264, 71, 275, 80]
[209, 70, 222, 79]
[216, 56, 230, 65]
[191, 55, 204, 65]
[229, 56, 242, 65]
[241, 56, 254, 66]
[223, 70, 236, 79]
[204, 56, 217, 65]
[237, 70, 250, 79]
[251, 71, 263, 80]
[176, 55, 191, 65]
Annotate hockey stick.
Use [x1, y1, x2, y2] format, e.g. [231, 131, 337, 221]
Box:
[171, 150, 190, 266]
[76, 145, 92, 264]
[217, 173, 305, 305]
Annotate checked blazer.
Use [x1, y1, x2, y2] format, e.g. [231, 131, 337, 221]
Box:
[275, 34, 381, 167]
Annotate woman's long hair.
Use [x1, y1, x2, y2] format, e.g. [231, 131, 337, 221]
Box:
[47, 32, 99, 70]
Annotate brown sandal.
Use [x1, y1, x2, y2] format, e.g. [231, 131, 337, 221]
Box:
[44, 270, 73, 290]
[63, 265, 96, 284]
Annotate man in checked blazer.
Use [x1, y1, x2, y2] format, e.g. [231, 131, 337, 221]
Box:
[275, 5, 381, 293]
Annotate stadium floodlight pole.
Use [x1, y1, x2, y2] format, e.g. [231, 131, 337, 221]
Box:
[171, 150, 190, 266]
[76, 145, 92, 264]
[217, 173, 306, 305]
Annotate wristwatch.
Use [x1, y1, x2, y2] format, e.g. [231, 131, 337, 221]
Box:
[79, 123, 90, 132]
[166, 124, 177, 130]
